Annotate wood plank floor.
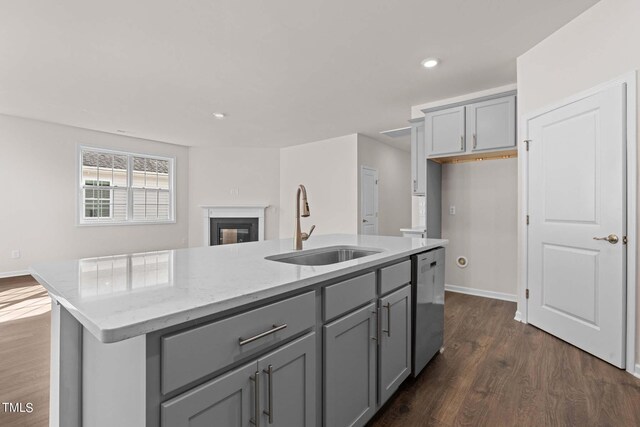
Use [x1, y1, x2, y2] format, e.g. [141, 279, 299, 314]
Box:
[1, 277, 639, 426]
[0, 276, 50, 427]
[370, 292, 640, 427]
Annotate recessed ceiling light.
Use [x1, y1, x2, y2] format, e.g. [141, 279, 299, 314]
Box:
[421, 58, 439, 69]
[213, 112, 226, 119]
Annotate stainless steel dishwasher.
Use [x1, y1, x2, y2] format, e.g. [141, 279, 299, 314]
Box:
[411, 247, 445, 376]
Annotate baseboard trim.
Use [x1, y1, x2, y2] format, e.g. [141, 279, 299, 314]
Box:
[0, 270, 30, 279]
[634, 364, 640, 380]
[514, 311, 522, 322]
[445, 284, 517, 302]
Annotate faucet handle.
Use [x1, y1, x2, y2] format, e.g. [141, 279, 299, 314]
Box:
[302, 225, 316, 241]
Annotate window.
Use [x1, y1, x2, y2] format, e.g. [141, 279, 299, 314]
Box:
[79, 147, 174, 224]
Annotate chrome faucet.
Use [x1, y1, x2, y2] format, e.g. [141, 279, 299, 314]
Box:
[294, 184, 316, 250]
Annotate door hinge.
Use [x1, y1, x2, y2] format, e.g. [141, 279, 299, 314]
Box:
[524, 140, 531, 151]
[526, 289, 529, 299]
[375, 179, 378, 184]
[623, 236, 628, 245]
[526, 215, 529, 225]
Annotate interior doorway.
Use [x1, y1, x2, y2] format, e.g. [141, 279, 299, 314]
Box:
[360, 166, 379, 235]
[520, 73, 637, 372]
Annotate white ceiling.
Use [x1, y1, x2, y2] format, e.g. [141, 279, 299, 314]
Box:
[0, 0, 598, 149]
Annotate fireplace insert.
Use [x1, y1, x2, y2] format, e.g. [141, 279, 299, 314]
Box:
[210, 217, 259, 245]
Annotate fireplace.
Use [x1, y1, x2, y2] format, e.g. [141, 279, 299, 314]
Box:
[210, 217, 259, 245]
[202, 205, 267, 246]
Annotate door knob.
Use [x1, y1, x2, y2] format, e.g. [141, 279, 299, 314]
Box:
[593, 234, 619, 244]
[362, 219, 368, 223]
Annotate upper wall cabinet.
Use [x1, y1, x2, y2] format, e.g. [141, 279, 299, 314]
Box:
[466, 95, 516, 152]
[424, 106, 466, 157]
[423, 92, 516, 160]
[410, 120, 426, 196]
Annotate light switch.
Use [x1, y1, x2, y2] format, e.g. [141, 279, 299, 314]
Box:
[449, 206, 456, 215]
[10, 250, 20, 259]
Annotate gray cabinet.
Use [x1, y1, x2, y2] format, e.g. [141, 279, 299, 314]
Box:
[324, 303, 377, 427]
[410, 120, 426, 195]
[161, 333, 316, 427]
[424, 105, 466, 157]
[467, 95, 516, 152]
[378, 285, 412, 405]
[257, 333, 316, 427]
[423, 93, 516, 159]
[161, 362, 255, 427]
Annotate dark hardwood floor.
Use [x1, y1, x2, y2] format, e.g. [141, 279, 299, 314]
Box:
[1, 277, 639, 426]
[370, 292, 640, 427]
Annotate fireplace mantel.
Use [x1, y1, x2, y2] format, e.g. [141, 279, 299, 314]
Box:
[201, 205, 268, 246]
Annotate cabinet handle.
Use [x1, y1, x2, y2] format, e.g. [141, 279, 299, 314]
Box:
[413, 179, 417, 191]
[250, 371, 260, 427]
[382, 302, 391, 337]
[263, 365, 274, 424]
[371, 310, 378, 341]
[239, 324, 287, 346]
[460, 135, 464, 151]
[473, 133, 477, 149]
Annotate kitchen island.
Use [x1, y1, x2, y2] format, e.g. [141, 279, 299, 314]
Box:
[31, 234, 447, 427]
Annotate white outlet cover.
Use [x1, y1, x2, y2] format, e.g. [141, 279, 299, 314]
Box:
[10, 250, 21, 259]
[449, 206, 456, 215]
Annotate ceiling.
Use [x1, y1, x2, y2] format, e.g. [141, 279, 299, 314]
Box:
[0, 0, 598, 149]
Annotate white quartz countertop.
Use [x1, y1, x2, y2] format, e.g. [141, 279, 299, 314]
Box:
[31, 234, 447, 343]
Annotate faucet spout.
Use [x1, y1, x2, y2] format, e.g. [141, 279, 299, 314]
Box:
[294, 185, 314, 250]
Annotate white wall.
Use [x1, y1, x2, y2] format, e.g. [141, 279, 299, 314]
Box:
[516, 0, 640, 365]
[357, 135, 411, 236]
[441, 158, 518, 297]
[279, 135, 359, 239]
[188, 147, 281, 245]
[411, 196, 426, 228]
[0, 114, 189, 276]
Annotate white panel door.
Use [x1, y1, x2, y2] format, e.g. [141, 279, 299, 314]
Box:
[360, 167, 378, 235]
[527, 83, 626, 368]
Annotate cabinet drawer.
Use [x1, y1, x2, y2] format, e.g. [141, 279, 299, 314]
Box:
[380, 260, 411, 295]
[323, 272, 376, 321]
[161, 291, 315, 394]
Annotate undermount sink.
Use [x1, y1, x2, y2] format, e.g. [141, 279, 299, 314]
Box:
[266, 245, 383, 266]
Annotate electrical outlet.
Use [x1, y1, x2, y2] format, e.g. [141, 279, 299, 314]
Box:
[449, 206, 456, 215]
[10, 250, 21, 259]
[229, 188, 239, 196]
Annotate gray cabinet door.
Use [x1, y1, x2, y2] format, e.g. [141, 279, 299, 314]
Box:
[161, 361, 256, 427]
[378, 285, 412, 405]
[411, 121, 426, 195]
[425, 105, 466, 157]
[257, 333, 316, 427]
[466, 95, 516, 152]
[324, 303, 377, 427]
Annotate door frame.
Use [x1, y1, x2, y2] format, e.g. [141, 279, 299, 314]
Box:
[360, 165, 379, 234]
[517, 71, 638, 375]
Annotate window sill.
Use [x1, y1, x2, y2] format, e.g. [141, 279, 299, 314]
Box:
[77, 219, 177, 227]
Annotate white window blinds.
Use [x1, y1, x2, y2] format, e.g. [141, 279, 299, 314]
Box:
[80, 148, 174, 224]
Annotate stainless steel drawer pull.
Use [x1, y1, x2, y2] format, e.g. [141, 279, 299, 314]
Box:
[371, 310, 378, 341]
[239, 324, 288, 346]
[250, 371, 260, 427]
[383, 303, 391, 337]
[473, 133, 477, 149]
[263, 364, 274, 424]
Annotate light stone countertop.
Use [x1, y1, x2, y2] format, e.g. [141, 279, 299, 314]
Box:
[30, 234, 447, 343]
[399, 226, 427, 233]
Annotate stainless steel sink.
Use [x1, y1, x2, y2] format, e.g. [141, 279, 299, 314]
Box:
[265, 245, 383, 266]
